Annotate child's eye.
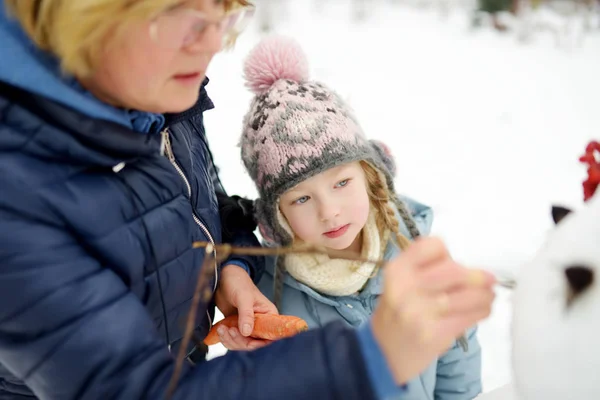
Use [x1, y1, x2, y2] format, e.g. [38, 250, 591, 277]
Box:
[293, 196, 309, 205]
[335, 179, 350, 188]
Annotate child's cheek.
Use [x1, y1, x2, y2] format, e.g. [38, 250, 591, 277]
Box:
[288, 212, 316, 243]
[349, 188, 371, 227]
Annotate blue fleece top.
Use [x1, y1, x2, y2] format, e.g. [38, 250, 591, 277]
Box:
[0, 3, 164, 133]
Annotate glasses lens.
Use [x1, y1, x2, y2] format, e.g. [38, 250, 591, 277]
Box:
[150, 7, 255, 49]
[221, 7, 255, 45]
[151, 11, 203, 49]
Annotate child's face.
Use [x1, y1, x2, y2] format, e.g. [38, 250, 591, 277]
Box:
[279, 162, 371, 251]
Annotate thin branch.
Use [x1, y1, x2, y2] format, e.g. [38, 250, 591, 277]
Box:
[496, 277, 517, 289]
[191, 241, 517, 289]
[166, 240, 516, 396]
[192, 241, 387, 267]
[166, 246, 217, 400]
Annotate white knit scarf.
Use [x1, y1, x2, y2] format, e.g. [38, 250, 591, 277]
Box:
[284, 212, 384, 296]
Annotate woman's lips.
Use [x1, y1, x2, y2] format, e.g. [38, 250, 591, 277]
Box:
[173, 72, 203, 85]
[323, 224, 350, 239]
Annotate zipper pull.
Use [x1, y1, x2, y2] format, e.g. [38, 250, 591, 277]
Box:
[160, 128, 175, 162]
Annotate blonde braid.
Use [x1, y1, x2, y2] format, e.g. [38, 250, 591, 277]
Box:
[361, 161, 416, 250]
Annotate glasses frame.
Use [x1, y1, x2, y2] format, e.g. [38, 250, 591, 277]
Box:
[148, 5, 256, 50]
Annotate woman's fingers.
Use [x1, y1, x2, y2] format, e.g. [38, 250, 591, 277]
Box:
[218, 327, 254, 350]
[217, 326, 273, 351]
[443, 287, 496, 316]
[399, 237, 452, 270]
[436, 307, 494, 341]
[381, 237, 449, 308]
[246, 338, 273, 350]
[419, 262, 496, 294]
[384, 277, 495, 347]
[372, 236, 497, 385]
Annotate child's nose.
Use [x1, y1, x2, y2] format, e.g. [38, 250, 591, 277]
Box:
[318, 203, 340, 222]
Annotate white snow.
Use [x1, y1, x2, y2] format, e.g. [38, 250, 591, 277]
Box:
[203, 0, 600, 394]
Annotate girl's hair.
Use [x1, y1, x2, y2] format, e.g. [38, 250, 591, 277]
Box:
[4, 0, 251, 77]
[360, 161, 414, 251]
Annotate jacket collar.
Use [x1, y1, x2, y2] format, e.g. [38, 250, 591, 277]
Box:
[0, 81, 162, 167]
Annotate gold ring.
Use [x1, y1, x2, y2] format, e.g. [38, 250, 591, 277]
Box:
[436, 293, 450, 316]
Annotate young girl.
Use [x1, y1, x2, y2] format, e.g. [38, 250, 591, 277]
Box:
[239, 36, 482, 399]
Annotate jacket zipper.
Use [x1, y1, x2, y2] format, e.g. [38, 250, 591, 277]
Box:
[161, 128, 218, 293]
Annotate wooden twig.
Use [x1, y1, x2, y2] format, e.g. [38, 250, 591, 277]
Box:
[496, 276, 517, 290]
[191, 241, 387, 267]
[496, 276, 517, 289]
[191, 240, 518, 289]
[166, 245, 218, 399]
[166, 240, 516, 396]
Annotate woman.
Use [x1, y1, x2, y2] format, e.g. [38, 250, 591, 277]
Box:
[0, 0, 496, 399]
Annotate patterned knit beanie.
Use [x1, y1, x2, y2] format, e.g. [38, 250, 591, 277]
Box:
[239, 36, 399, 246]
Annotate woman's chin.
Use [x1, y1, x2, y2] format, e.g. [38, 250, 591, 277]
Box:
[157, 94, 199, 114]
[148, 83, 205, 114]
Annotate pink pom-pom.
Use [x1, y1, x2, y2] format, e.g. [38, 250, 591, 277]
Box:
[243, 36, 309, 95]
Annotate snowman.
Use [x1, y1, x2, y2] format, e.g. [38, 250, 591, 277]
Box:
[496, 141, 600, 399]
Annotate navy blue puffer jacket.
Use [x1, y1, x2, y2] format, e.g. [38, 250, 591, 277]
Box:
[0, 79, 377, 399]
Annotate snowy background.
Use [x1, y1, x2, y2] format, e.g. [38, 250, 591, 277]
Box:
[203, 0, 600, 394]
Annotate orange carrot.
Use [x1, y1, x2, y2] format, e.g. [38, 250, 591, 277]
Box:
[204, 314, 308, 346]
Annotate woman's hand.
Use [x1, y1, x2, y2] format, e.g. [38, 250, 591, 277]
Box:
[371, 237, 496, 385]
[214, 264, 278, 351]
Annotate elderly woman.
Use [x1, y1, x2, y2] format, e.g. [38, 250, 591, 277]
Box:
[0, 0, 496, 399]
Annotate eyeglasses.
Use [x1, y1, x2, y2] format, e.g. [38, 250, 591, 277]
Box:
[149, 5, 255, 50]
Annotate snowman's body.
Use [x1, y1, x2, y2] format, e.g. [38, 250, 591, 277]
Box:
[511, 193, 600, 399]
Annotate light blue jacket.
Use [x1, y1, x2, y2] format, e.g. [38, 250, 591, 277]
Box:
[258, 196, 482, 400]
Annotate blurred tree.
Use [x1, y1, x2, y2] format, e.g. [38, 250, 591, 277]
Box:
[477, 0, 517, 30]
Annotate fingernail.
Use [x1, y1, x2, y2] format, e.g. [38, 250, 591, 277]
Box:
[229, 328, 237, 338]
[467, 270, 485, 286]
[242, 323, 252, 336]
[217, 327, 226, 337]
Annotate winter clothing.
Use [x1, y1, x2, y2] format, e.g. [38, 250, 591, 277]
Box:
[283, 208, 384, 296]
[239, 36, 413, 246]
[239, 35, 483, 400]
[0, 8, 386, 400]
[259, 197, 483, 400]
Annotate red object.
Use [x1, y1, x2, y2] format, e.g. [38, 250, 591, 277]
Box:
[203, 314, 308, 346]
[579, 141, 600, 202]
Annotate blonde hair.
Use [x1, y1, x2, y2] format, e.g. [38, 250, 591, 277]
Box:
[5, 0, 251, 77]
[360, 161, 413, 251]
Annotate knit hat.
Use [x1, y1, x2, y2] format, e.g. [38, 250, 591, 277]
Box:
[239, 36, 398, 245]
